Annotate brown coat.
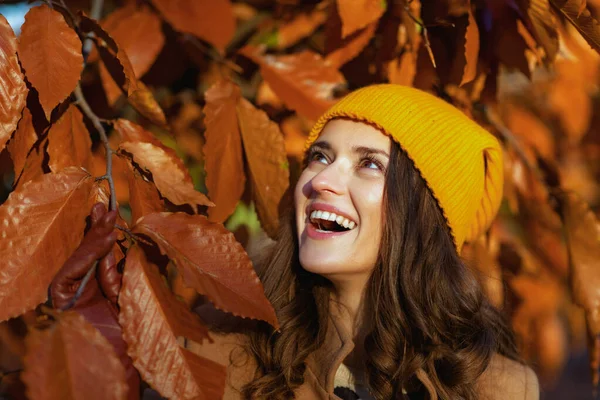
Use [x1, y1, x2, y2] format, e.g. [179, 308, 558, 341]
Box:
[188, 312, 539, 400]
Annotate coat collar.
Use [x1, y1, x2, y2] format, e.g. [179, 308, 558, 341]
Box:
[305, 311, 438, 400]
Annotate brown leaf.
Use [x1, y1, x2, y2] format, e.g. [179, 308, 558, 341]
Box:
[16, 138, 48, 189]
[0, 168, 94, 322]
[203, 80, 245, 223]
[551, 0, 600, 53]
[126, 161, 164, 225]
[133, 212, 279, 328]
[150, 0, 235, 52]
[47, 105, 93, 173]
[119, 141, 213, 208]
[515, 0, 559, 61]
[87, 4, 136, 63]
[18, 5, 83, 120]
[557, 191, 600, 386]
[22, 311, 127, 400]
[325, 9, 378, 69]
[241, 47, 346, 121]
[127, 81, 168, 128]
[0, 14, 27, 150]
[237, 98, 289, 239]
[119, 245, 226, 400]
[336, 0, 386, 37]
[276, 8, 328, 49]
[460, 10, 479, 86]
[388, 50, 418, 86]
[7, 107, 38, 180]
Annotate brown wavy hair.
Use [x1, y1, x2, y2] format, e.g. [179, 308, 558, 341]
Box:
[242, 140, 520, 399]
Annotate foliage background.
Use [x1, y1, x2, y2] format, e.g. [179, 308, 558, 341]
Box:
[0, 0, 600, 399]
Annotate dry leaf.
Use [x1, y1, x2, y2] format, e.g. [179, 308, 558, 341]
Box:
[557, 191, 600, 387]
[16, 138, 48, 189]
[150, 0, 235, 52]
[277, 9, 328, 49]
[17, 5, 83, 120]
[127, 81, 168, 128]
[47, 105, 93, 173]
[126, 161, 164, 225]
[22, 311, 127, 400]
[7, 107, 38, 180]
[514, 0, 559, 61]
[0, 14, 27, 150]
[388, 50, 418, 86]
[237, 98, 289, 239]
[119, 141, 213, 209]
[551, 0, 600, 53]
[133, 212, 279, 329]
[241, 47, 346, 121]
[119, 245, 226, 400]
[0, 168, 94, 322]
[203, 79, 245, 223]
[325, 13, 378, 69]
[460, 10, 480, 86]
[336, 0, 386, 37]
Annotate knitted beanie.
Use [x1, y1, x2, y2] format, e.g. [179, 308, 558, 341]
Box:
[304, 84, 503, 253]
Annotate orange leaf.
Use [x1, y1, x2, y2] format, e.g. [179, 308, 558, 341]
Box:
[119, 141, 213, 208]
[237, 98, 289, 238]
[133, 213, 279, 329]
[203, 79, 245, 223]
[0, 168, 94, 322]
[126, 161, 164, 225]
[7, 107, 38, 180]
[150, 0, 235, 52]
[0, 14, 27, 150]
[16, 138, 48, 190]
[551, 0, 600, 52]
[241, 47, 346, 121]
[325, 18, 377, 68]
[119, 245, 226, 400]
[336, 0, 386, 38]
[557, 191, 600, 386]
[514, 0, 559, 61]
[460, 10, 480, 86]
[388, 50, 418, 86]
[276, 9, 328, 49]
[22, 311, 127, 400]
[127, 81, 168, 128]
[47, 105, 93, 173]
[18, 5, 83, 120]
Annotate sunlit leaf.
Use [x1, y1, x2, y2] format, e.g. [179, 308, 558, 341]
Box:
[127, 81, 168, 128]
[119, 141, 213, 209]
[0, 168, 94, 322]
[240, 47, 346, 120]
[460, 10, 480, 86]
[0, 14, 27, 150]
[119, 245, 226, 400]
[237, 98, 289, 239]
[203, 79, 245, 223]
[325, 10, 377, 69]
[276, 9, 328, 49]
[22, 311, 127, 400]
[514, 0, 559, 61]
[551, 0, 600, 53]
[336, 0, 386, 38]
[133, 212, 279, 329]
[18, 5, 83, 120]
[126, 161, 164, 225]
[150, 0, 235, 52]
[47, 105, 93, 173]
[7, 107, 38, 180]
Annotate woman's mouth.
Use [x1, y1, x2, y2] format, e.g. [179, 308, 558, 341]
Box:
[306, 210, 357, 239]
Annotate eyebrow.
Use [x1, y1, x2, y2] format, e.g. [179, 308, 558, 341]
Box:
[310, 141, 390, 158]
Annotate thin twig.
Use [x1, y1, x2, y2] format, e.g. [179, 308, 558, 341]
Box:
[184, 34, 243, 74]
[403, 2, 436, 68]
[115, 224, 154, 246]
[74, 84, 117, 211]
[83, 0, 105, 58]
[60, 262, 98, 311]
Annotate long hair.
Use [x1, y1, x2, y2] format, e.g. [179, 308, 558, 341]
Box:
[243, 140, 520, 399]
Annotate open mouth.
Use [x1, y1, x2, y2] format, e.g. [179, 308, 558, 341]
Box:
[309, 210, 356, 233]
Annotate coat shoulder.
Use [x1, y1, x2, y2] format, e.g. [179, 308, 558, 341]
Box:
[476, 353, 539, 400]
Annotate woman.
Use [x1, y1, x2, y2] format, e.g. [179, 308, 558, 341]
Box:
[52, 85, 539, 399]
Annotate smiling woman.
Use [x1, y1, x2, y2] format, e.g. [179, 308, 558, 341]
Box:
[50, 84, 539, 400]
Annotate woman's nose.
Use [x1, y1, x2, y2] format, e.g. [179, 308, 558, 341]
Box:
[310, 163, 347, 195]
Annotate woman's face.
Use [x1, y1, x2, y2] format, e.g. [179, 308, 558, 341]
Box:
[295, 119, 391, 283]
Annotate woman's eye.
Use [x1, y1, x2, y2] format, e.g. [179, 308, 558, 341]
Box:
[310, 151, 328, 164]
[360, 158, 382, 170]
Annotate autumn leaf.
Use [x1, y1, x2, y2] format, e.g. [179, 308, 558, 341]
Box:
[203, 79, 245, 223]
[460, 10, 480, 86]
[119, 141, 213, 209]
[240, 47, 346, 120]
[133, 212, 279, 329]
[0, 14, 27, 150]
[514, 0, 559, 61]
[0, 168, 94, 322]
[126, 161, 164, 225]
[127, 81, 168, 128]
[556, 191, 600, 387]
[7, 107, 38, 180]
[18, 5, 83, 120]
[150, 0, 235, 52]
[550, 0, 600, 53]
[336, 0, 386, 38]
[388, 50, 418, 86]
[237, 98, 289, 239]
[119, 245, 226, 400]
[16, 138, 48, 189]
[47, 105, 93, 173]
[22, 311, 127, 400]
[276, 8, 328, 49]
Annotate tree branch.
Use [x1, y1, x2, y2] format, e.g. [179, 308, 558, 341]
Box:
[60, 261, 98, 311]
[403, 1, 436, 68]
[74, 84, 117, 211]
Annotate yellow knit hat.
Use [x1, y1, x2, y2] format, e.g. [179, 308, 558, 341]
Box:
[304, 84, 503, 253]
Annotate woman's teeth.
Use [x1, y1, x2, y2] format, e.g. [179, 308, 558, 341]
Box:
[309, 210, 356, 230]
